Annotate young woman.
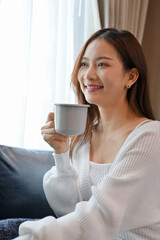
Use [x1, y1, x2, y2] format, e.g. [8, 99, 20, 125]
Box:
[14, 28, 160, 240]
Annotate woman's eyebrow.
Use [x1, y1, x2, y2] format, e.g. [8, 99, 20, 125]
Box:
[96, 56, 113, 61]
[81, 56, 113, 61]
[81, 57, 88, 60]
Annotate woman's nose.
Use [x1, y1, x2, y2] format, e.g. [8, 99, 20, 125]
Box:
[84, 65, 97, 80]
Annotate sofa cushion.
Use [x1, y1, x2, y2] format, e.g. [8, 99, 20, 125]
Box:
[0, 218, 37, 240]
[0, 145, 56, 220]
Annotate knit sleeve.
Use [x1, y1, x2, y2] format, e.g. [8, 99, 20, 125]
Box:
[14, 122, 160, 240]
[43, 150, 83, 217]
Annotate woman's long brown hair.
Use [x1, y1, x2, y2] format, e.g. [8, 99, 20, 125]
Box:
[70, 28, 154, 158]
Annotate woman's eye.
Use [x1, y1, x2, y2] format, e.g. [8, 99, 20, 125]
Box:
[80, 62, 87, 67]
[98, 62, 108, 67]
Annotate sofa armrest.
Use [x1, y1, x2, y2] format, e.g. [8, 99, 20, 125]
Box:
[0, 145, 56, 220]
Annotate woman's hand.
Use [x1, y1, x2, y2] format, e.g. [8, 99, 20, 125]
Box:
[41, 112, 70, 154]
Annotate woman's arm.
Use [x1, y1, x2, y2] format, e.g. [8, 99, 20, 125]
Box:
[43, 150, 83, 217]
[41, 112, 83, 216]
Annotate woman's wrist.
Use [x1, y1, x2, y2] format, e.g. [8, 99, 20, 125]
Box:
[54, 148, 69, 155]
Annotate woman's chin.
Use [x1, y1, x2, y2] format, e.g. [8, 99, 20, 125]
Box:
[85, 98, 100, 106]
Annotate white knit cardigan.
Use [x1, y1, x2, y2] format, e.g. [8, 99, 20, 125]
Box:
[14, 121, 160, 240]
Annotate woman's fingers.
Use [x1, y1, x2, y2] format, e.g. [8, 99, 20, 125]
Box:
[42, 133, 69, 142]
[46, 112, 54, 123]
[41, 120, 69, 140]
[41, 111, 70, 153]
[41, 120, 54, 130]
[42, 130, 69, 140]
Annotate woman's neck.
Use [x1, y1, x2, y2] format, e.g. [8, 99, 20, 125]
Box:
[98, 102, 143, 135]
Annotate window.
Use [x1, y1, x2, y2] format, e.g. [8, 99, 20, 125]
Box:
[0, 0, 101, 150]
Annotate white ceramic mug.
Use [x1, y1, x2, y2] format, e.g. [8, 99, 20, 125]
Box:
[54, 103, 90, 135]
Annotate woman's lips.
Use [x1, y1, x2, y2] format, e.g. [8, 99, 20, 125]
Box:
[85, 84, 104, 92]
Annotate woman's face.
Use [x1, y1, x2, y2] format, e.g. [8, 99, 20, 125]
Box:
[78, 38, 130, 109]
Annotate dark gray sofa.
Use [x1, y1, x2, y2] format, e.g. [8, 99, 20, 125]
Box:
[0, 144, 56, 239]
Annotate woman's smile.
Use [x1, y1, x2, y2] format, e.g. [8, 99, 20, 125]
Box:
[85, 84, 104, 92]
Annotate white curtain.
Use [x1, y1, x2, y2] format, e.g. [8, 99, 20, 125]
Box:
[0, 0, 101, 150]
